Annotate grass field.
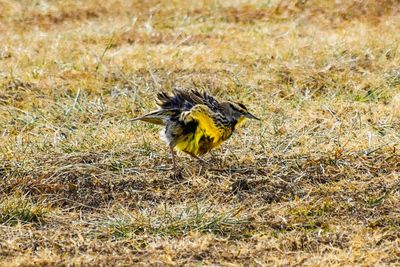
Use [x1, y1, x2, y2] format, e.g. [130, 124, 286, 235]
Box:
[1, 0, 400, 265]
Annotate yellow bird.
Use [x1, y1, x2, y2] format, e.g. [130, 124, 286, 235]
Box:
[132, 89, 260, 168]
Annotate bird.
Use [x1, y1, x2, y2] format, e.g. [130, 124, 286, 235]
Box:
[132, 89, 260, 169]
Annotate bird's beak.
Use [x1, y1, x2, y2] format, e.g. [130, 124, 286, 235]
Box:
[245, 113, 260, 120]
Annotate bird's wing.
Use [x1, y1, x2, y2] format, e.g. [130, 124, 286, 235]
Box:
[134, 89, 224, 126]
[157, 89, 221, 113]
[187, 89, 221, 112]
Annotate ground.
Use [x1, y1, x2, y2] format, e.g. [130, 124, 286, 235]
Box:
[0, 0, 399, 266]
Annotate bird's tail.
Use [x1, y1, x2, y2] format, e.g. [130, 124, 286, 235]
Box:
[131, 110, 169, 125]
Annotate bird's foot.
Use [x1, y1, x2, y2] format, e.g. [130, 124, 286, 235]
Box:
[208, 152, 223, 166]
[197, 157, 207, 165]
[169, 168, 184, 181]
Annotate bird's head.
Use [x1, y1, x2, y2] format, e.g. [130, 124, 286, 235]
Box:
[223, 101, 260, 127]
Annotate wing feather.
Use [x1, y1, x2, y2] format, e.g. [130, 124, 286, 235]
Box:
[131, 109, 175, 125]
[157, 89, 221, 113]
[134, 89, 225, 128]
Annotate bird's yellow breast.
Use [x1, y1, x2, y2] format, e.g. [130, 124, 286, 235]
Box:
[194, 112, 225, 140]
[175, 111, 232, 156]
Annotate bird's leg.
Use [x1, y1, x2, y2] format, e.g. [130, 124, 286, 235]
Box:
[195, 155, 207, 164]
[187, 152, 207, 164]
[168, 146, 184, 180]
[209, 151, 223, 167]
[170, 146, 177, 170]
[210, 151, 217, 161]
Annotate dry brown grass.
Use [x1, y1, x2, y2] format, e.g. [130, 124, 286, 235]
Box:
[1, 0, 400, 266]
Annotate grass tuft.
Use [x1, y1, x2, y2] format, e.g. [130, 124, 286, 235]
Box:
[103, 203, 252, 240]
[0, 195, 48, 225]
